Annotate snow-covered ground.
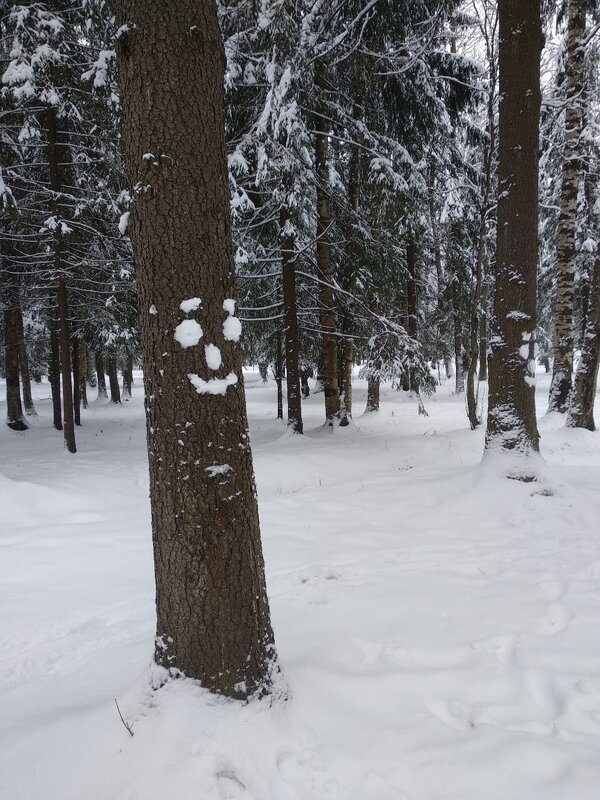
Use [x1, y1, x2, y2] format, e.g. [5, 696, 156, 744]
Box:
[1, 370, 600, 800]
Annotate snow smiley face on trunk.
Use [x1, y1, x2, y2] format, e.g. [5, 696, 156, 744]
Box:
[174, 298, 242, 396]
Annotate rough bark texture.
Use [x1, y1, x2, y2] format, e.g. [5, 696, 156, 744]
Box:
[80, 343, 89, 409]
[315, 60, 340, 424]
[16, 306, 35, 416]
[280, 207, 303, 433]
[548, 0, 586, 412]
[107, 356, 121, 404]
[366, 378, 380, 413]
[485, 0, 541, 455]
[116, 0, 278, 699]
[95, 350, 108, 399]
[49, 311, 62, 430]
[4, 298, 27, 431]
[275, 330, 284, 421]
[47, 106, 76, 453]
[568, 251, 600, 430]
[72, 337, 81, 426]
[122, 351, 134, 399]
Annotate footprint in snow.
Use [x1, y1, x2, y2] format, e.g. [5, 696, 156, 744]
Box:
[216, 769, 249, 799]
[535, 603, 572, 636]
[538, 580, 566, 602]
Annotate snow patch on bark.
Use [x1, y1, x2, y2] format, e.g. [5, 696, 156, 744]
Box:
[180, 298, 202, 313]
[188, 372, 238, 395]
[174, 320, 203, 348]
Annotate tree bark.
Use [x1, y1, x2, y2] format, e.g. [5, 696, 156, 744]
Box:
[80, 343, 88, 409]
[116, 0, 279, 699]
[548, 0, 587, 412]
[16, 306, 35, 416]
[122, 351, 134, 399]
[72, 336, 81, 426]
[107, 355, 121, 404]
[485, 0, 541, 456]
[405, 238, 418, 392]
[280, 207, 302, 433]
[315, 59, 339, 424]
[4, 298, 27, 431]
[568, 253, 600, 429]
[366, 377, 380, 413]
[49, 310, 62, 430]
[95, 350, 108, 399]
[274, 330, 284, 421]
[47, 105, 76, 453]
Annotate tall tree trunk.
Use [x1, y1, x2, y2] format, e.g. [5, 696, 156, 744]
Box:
[568, 252, 600, 430]
[107, 355, 121, 404]
[315, 59, 339, 424]
[122, 351, 134, 399]
[49, 310, 62, 430]
[57, 279, 76, 453]
[466, 231, 485, 428]
[4, 298, 27, 431]
[47, 105, 76, 453]
[16, 306, 36, 416]
[452, 291, 464, 394]
[366, 377, 380, 413]
[479, 277, 488, 382]
[280, 207, 303, 433]
[548, 0, 587, 412]
[485, 0, 541, 457]
[95, 350, 108, 399]
[72, 336, 81, 426]
[274, 330, 284, 421]
[80, 343, 88, 409]
[405, 238, 418, 392]
[117, 0, 279, 699]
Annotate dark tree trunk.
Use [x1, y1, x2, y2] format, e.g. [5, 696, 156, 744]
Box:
[122, 351, 134, 399]
[549, 0, 587, 412]
[479, 277, 488, 382]
[95, 350, 108, 399]
[485, 0, 541, 456]
[117, 0, 279, 699]
[4, 299, 27, 431]
[16, 306, 36, 416]
[57, 279, 76, 453]
[274, 331, 284, 421]
[80, 343, 89, 409]
[72, 337, 81, 426]
[366, 378, 380, 413]
[49, 310, 62, 431]
[280, 207, 302, 433]
[107, 356, 121, 404]
[47, 105, 76, 453]
[315, 60, 340, 424]
[405, 238, 418, 392]
[568, 251, 600, 430]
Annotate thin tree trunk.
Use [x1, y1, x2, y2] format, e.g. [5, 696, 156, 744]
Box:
[57, 279, 76, 453]
[479, 277, 488, 382]
[47, 105, 76, 453]
[49, 310, 62, 430]
[72, 336, 81, 426]
[116, 0, 279, 699]
[80, 343, 88, 409]
[122, 351, 134, 399]
[95, 350, 108, 399]
[16, 306, 36, 416]
[107, 356, 121, 404]
[280, 206, 302, 433]
[485, 0, 542, 457]
[548, 0, 587, 412]
[4, 298, 27, 431]
[315, 59, 339, 424]
[568, 252, 600, 430]
[405, 238, 418, 392]
[275, 330, 284, 421]
[366, 377, 380, 413]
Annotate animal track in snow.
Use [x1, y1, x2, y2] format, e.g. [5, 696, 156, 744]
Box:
[535, 603, 572, 636]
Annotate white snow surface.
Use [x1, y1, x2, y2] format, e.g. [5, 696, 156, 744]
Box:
[223, 315, 242, 343]
[174, 319, 203, 348]
[1, 369, 600, 800]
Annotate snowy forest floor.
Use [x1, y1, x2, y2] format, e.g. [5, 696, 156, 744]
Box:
[1, 369, 600, 800]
